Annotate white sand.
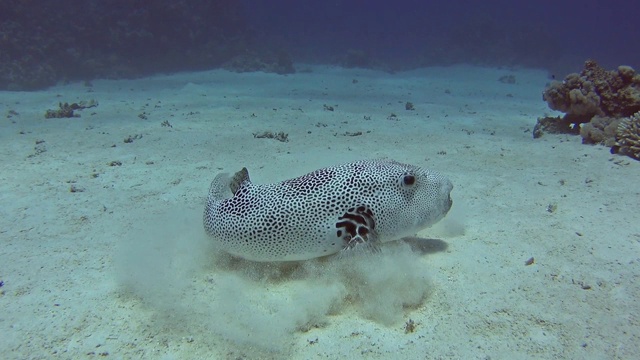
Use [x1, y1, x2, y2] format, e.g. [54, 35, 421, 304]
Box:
[1, 65, 639, 359]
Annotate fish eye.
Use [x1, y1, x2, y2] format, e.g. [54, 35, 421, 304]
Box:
[402, 174, 416, 186]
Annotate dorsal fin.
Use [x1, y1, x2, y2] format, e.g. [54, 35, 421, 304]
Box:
[229, 167, 250, 194]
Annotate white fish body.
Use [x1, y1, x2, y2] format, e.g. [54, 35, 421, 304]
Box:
[203, 159, 453, 261]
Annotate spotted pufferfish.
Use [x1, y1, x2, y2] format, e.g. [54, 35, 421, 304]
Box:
[203, 159, 453, 261]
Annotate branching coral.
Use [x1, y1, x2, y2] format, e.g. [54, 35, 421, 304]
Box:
[613, 111, 640, 160]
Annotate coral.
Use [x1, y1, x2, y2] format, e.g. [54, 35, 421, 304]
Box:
[498, 75, 516, 84]
[543, 73, 601, 123]
[538, 59, 640, 153]
[613, 112, 640, 160]
[252, 131, 289, 143]
[45, 103, 81, 119]
[542, 60, 640, 125]
[584, 61, 640, 117]
[532, 116, 577, 138]
[44, 100, 98, 118]
[579, 116, 621, 146]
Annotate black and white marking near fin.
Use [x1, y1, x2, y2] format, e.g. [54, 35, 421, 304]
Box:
[338, 230, 381, 259]
[335, 205, 380, 256]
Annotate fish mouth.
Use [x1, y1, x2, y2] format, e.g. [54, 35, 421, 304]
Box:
[441, 180, 453, 214]
[436, 194, 452, 220]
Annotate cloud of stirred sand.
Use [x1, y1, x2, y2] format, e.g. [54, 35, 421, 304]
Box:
[115, 207, 455, 354]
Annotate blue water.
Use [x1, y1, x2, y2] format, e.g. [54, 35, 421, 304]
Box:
[1, 0, 638, 90]
[243, 0, 640, 71]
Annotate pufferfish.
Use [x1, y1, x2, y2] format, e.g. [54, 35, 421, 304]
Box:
[203, 159, 453, 261]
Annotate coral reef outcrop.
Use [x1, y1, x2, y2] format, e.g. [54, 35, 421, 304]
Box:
[532, 116, 577, 138]
[579, 116, 621, 146]
[612, 112, 640, 160]
[543, 60, 640, 124]
[537, 60, 640, 160]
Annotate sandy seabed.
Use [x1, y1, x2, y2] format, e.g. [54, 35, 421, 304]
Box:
[1, 65, 639, 359]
